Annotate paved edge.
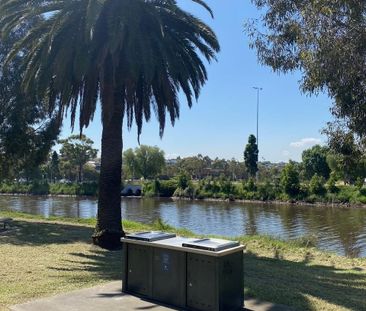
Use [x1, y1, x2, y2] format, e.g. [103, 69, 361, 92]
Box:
[10, 281, 294, 311]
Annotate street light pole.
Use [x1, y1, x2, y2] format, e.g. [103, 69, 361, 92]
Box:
[253, 87, 263, 149]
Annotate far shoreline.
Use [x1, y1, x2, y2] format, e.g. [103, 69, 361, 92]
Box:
[0, 192, 365, 209]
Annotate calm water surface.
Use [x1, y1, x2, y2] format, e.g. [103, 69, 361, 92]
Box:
[1, 195, 366, 258]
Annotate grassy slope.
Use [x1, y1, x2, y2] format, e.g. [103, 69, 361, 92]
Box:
[0, 211, 365, 311]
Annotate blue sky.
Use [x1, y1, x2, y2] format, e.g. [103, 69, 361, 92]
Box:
[60, 0, 333, 163]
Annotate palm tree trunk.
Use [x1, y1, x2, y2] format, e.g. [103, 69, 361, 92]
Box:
[93, 84, 124, 249]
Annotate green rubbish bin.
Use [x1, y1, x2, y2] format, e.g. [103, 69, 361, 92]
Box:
[183, 238, 244, 311]
[121, 231, 176, 298]
[121, 232, 245, 311]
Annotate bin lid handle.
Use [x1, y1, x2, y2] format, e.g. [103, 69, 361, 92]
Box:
[192, 238, 210, 243]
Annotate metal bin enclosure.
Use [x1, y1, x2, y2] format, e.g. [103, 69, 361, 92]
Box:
[183, 238, 243, 311]
[125, 243, 152, 296]
[122, 231, 176, 297]
[152, 247, 186, 307]
[122, 233, 244, 311]
[186, 251, 243, 311]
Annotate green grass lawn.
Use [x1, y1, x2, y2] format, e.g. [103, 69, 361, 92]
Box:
[0, 211, 365, 311]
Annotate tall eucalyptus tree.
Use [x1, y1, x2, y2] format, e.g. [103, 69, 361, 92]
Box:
[246, 1, 366, 136]
[0, 0, 219, 249]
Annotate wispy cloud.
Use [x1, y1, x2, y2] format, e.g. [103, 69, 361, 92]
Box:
[290, 138, 322, 148]
[282, 150, 291, 156]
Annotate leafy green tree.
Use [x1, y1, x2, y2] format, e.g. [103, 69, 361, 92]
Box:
[211, 157, 229, 172]
[280, 161, 300, 197]
[258, 162, 284, 183]
[0, 0, 219, 248]
[244, 134, 259, 178]
[179, 156, 206, 179]
[302, 145, 330, 180]
[59, 160, 74, 182]
[59, 135, 98, 183]
[0, 21, 60, 181]
[246, 1, 366, 136]
[325, 124, 366, 184]
[127, 145, 165, 180]
[122, 149, 138, 180]
[228, 158, 247, 180]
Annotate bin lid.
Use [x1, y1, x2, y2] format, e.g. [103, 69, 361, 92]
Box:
[125, 231, 176, 242]
[182, 238, 239, 252]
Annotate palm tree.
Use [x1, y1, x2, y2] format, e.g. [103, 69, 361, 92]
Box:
[0, 0, 219, 249]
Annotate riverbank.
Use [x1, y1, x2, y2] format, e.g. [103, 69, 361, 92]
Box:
[0, 182, 98, 196]
[3, 180, 366, 209]
[2, 190, 366, 210]
[143, 178, 366, 208]
[171, 196, 366, 209]
[1, 211, 365, 311]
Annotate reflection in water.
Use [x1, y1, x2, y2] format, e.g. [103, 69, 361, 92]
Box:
[245, 207, 258, 236]
[1, 195, 366, 258]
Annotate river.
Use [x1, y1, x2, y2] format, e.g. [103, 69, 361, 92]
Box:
[1, 195, 366, 258]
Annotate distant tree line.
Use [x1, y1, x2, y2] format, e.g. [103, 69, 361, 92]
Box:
[124, 135, 366, 205]
[0, 135, 99, 184]
[1, 129, 366, 204]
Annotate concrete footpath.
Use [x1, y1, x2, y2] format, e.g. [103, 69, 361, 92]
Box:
[10, 282, 293, 311]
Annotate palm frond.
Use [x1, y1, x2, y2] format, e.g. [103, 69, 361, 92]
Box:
[0, 0, 220, 137]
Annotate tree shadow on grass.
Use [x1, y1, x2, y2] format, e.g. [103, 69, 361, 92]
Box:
[4, 221, 366, 310]
[0, 219, 94, 245]
[48, 249, 123, 282]
[244, 251, 366, 311]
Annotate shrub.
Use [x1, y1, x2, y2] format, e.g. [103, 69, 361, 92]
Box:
[243, 178, 257, 192]
[298, 183, 309, 200]
[184, 185, 196, 199]
[257, 182, 276, 201]
[173, 187, 185, 198]
[142, 180, 161, 197]
[335, 186, 357, 203]
[30, 181, 49, 195]
[48, 182, 98, 195]
[280, 161, 300, 197]
[176, 172, 189, 189]
[78, 182, 98, 196]
[359, 187, 366, 197]
[218, 175, 234, 194]
[159, 180, 178, 197]
[355, 177, 364, 190]
[326, 173, 339, 193]
[309, 174, 326, 196]
[305, 194, 317, 203]
[0, 183, 31, 194]
[173, 184, 196, 199]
